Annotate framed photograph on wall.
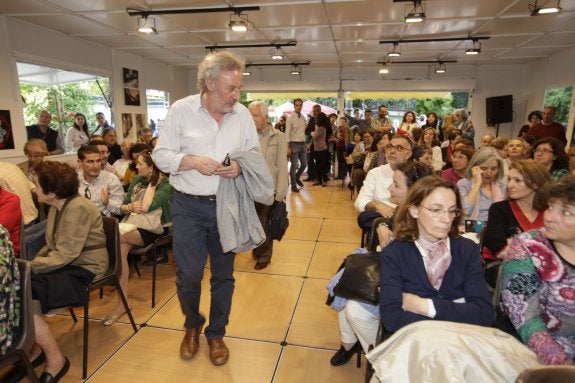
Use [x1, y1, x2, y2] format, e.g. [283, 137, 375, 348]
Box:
[123, 67, 140, 106]
[135, 113, 146, 139]
[0, 109, 15, 150]
[121, 113, 134, 140]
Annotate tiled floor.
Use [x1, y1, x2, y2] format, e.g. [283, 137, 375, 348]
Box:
[16, 179, 366, 382]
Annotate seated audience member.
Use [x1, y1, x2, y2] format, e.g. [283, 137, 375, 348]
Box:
[77, 144, 124, 217]
[350, 130, 374, 192]
[102, 128, 122, 165]
[102, 151, 173, 325]
[481, 160, 551, 286]
[411, 145, 434, 169]
[518, 110, 542, 138]
[0, 225, 20, 355]
[441, 145, 474, 185]
[18, 138, 48, 184]
[457, 147, 507, 221]
[112, 139, 133, 183]
[380, 176, 495, 333]
[454, 109, 475, 147]
[421, 111, 442, 141]
[29, 161, 108, 382]
[490, 137, 509, 159]
[397, 111, 418, 136]
[355, 135, 413, 219]
[479, 134, 495, 148]
[531, 137, 569, 181]
[123, 143, 152, 188]
[441, 114, 457, 146]
[0, 160, 38, 226]
[441, 129, 463, 168]
[328, 162, 433, 366]
[501, 176, 575, 365]
[410, 126, 422, 145]
[507, 137, 530, 163]
[89, 138, 115, 173]
[65, 113, 90, 152]
[419, 127, 443, 171]
[26, 110, 64, 155]
[0, 187, 22, 257]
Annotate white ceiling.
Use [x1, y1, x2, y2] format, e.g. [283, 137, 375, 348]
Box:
[1, 0, 574, 71]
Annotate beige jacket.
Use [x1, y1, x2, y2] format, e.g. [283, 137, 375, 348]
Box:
[259, 125, 288, 201]
[31, 195, 108, 278]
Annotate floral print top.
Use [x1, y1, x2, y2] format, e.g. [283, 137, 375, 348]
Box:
[502, 228, 575, 365]
[0, 224, 20, 355]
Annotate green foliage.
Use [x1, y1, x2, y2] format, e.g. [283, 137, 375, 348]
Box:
[544, 86, 572, 124]
[415, 98, 453, 117]
[451, 92, 469, 109]
[21, 81, 105, 135]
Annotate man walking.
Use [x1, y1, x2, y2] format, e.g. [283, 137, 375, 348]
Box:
[248, 101, 288, 270]
[285, 98, 307, 192]
[153, 51, 263, 367]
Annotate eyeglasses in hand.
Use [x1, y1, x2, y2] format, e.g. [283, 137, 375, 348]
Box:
[84, 186, 91, 200]
[222, 153, 231, 167]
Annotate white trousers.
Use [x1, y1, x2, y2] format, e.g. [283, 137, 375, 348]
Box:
[338, 300, 380, 353]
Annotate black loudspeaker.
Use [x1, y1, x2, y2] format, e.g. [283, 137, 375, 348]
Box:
[486, 95, 513, 125]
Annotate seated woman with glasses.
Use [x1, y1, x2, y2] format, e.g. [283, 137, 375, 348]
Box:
[457, 147, 507, 222]
[501, 176, 575, 365]
[531, 137, 569, 182]
[28, 161, 109, 382]
[102, 151, 173, 326]
[380, 176, 494, 333]
[328, 162, 434, 367]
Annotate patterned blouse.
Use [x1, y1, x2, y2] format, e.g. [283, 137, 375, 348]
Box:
[501, 228, 575, 365]
[0, 225, 20, 355]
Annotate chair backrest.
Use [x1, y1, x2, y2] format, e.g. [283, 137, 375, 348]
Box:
[101, 216, 121, 280]
[367, 217, 386, 252]
[515, 366, 575, 383]
[19, 220, 26, 260]
[14, 259, 34, 353]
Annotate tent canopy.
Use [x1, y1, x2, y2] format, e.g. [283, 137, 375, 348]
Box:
[270, 100, 336, 118]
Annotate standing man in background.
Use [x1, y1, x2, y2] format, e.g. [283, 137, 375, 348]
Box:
[93, 112, 113, 136]
[26, 110, 64, 155]
[248, 101, 288, 270]
[285, 98, 307, 193]
[527, 105, 567, 145]
[153, 51, 261, 367]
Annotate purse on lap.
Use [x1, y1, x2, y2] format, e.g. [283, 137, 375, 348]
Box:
[333, 251, 380, 305]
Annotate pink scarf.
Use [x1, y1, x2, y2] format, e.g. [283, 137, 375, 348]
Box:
[417, 236, 451, 289]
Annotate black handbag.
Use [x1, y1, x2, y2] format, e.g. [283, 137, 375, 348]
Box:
[269, 201, 289, 241]
[333, 251, 380, 305]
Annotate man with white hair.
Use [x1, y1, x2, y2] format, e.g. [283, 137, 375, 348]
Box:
[153, 50, 263, 367]
[248, 101, 288, 270]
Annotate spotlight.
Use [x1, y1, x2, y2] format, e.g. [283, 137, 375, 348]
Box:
[290, 65, 301, 75]
[530, 0, 561, 15]
[229, 12, 249, 32]
[243, 68, 252, 76]
[137, 16, 157, 34]
[379, 63, 389, 74]
[405, 0, 425, 23]
[387, 42, 401, 57]
[465, 40, 481, 55]
[229, 20, 248, 32]
[271, 47, 285, 60]
[434, 62, 446, 74]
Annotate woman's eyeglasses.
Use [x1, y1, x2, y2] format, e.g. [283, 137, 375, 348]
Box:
[420, 205, 462, 218]
[384, 144, 410, 152]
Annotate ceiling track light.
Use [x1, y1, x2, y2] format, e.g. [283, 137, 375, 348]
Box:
[205, 41, 297, 52]
[465, 39, 481, 55]
[434, 62, 447, 74]
[246, 61, 311, 68]
[243, 68, 252, 76]
[387, 42, 401, 57]
[381, 36, 489, 45]
[378, 63, 389, 74]
[290, 65, 301, 75]
[137, 16, 157, 34]
[405, 0, 425, 23]
[229, 10, 254, 32]
[271, 47, 285, 60]
[529, 0, 561, 15]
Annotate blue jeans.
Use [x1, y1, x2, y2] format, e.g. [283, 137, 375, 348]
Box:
[289, 142, 308, 184]
[172, 192, 235, 339]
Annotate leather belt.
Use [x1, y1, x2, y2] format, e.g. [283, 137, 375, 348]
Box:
[176, 190, 216, 201]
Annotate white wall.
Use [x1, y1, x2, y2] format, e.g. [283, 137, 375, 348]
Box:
[0, 17, 190, 161]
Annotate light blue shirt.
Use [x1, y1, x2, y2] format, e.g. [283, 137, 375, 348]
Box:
[152, 93, 261, 195]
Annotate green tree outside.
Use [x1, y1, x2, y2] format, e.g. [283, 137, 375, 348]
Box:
[544, 86, 572, 124]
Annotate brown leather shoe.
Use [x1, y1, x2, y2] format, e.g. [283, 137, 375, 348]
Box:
[180, 325, 203, 360]
[207, 338, 229, 366]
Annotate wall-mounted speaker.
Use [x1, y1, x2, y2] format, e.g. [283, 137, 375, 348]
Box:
[486, 95, 513, 125]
